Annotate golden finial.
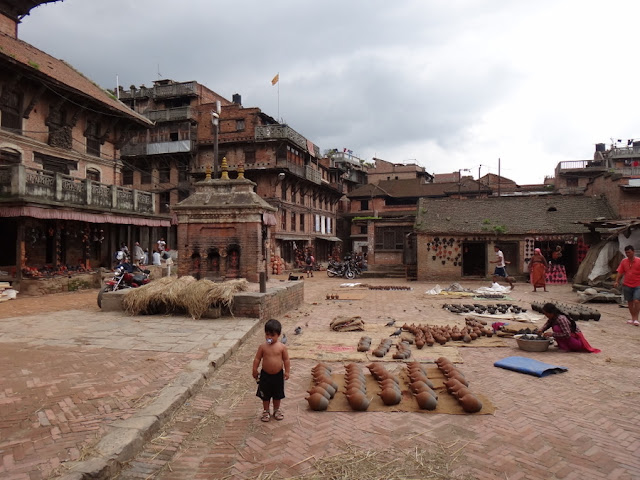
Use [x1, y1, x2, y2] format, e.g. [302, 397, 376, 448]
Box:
[238, 164, 245, 179]
[221, 157, 229, 180]
[205, 164, 212, 180]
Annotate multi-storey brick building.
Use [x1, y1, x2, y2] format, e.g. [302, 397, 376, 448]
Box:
[0, 0, 168, 285]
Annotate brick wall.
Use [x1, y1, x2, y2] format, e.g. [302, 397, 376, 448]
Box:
[232, 281, 304, 320]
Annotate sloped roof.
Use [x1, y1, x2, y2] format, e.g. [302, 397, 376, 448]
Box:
[0, 32, 152, 125]
[415, 195, 616, 235]
[348, 178, 490, 199]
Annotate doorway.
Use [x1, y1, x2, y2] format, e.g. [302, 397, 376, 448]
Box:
[462, 242, 486, 276]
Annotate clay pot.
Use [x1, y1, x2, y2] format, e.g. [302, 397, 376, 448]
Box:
[409, 380, 430, 394]
[312, 363, 332, 374]
[444, 378, 465, 393]
[415, 391, 437, 410]
[448, 373, 469, 387]
[346, 391, 370, 411]
[379, 378, 400, 389]
[379, 387, 402, 405]
[307, 386, 330, 400]
[344, 372, 365, 383]
[459, 393, 483, 413]
[317, 382, 336, 398]
[306, 392, 329, 411]
[344, 386, 366, 397]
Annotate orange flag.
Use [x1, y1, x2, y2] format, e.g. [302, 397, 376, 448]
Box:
[271, 73, 279, 85]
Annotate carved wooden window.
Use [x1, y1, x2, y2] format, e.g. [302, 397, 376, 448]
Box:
[85, 119, 101, 157]
[290, 212, 296, 231]
[48, 107, 72, 149]
[0, 89, 22, 133]
[281, 209, 287, 230]
[236, 119, 245, 131]
[375, 226, 411, 251]
[244, 149, 255, 164]
[158, 160, 171, 183]
[299, 213, 305, 232]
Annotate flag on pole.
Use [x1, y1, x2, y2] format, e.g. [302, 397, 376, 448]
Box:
[271, 73, 279, 85]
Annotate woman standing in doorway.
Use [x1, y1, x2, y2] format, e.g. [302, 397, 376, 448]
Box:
[529, 248, 548, 292]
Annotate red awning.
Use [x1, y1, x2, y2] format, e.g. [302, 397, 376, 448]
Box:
[0, 206, 171, 227]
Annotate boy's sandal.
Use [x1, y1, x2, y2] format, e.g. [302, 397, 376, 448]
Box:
[635, 321, 640, 326]
[273, 409, 284, 421]
[628, 320, 636, 325]
[261, 410, 271, 422]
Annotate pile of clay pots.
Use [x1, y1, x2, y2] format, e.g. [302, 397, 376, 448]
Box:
[368, 362, 402, 406]
[530, 301, 601, 321]
[406, 362, 438, 410]
[368, 286, 412, 291]
[357, 336, 372, 352]
[306, 363, 338, 411]
[436, 357, 482, 413]
[392, 341, 412, 359]
[443, 303, 527, 315]
[401, 321, 493, 348]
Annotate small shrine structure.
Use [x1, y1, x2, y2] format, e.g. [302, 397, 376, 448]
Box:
[173, 159, 277, 282]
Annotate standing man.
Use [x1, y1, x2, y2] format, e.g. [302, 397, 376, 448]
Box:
[490, 245, 514, 289]
[614, 244, 640, 326]
[133, 241, 145, 266]
[157, 237, 166, 253]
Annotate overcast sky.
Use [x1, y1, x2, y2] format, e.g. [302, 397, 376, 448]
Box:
[18, 0, 640, 185]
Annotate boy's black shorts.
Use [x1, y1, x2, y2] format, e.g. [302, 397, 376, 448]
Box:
[256, 369, 285, 401]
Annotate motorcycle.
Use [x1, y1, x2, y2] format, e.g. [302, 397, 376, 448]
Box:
[326, 258, 359, 279]
[97, 264, 151, 307]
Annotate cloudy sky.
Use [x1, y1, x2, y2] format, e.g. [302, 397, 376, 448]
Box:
[18, 0, 640, 185]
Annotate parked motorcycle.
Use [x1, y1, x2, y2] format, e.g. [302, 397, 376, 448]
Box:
[97, 264, 151, 307]
[326, 258, 359, 279]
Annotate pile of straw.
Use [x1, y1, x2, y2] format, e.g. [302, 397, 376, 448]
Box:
[122, 277, 249, 319]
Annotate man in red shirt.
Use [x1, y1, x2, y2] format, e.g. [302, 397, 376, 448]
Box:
[614, 244, 640, 326]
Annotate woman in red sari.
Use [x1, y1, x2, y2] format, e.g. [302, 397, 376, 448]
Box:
[529, 248, 548, 292]
[536, 303, 600, 353]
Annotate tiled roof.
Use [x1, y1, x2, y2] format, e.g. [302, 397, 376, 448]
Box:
[0, 32, 152, 125]
[415, 195, 616, 235]
[348, 178, 490, 198]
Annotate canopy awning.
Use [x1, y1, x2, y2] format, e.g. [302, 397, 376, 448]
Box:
[315, 236, 342, 242]
[274, 234, 309, 241]
[0, 206, 172, 227]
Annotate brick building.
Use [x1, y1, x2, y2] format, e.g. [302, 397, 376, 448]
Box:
[413, 195, 615, 282]
[0, 1, 169, 286]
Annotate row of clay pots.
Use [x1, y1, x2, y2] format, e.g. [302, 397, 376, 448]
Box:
[371, 338, 393, 357]
[367, 362, 402, 406]
[406, 362, 438, 410]
[530, 301, 601, 321]
[306, 363, 338, 411]
[357, 336, 372, 352]
[343, 363, 370, 411]
[436, 357, 482, 413]
[392, 340, 412, 360]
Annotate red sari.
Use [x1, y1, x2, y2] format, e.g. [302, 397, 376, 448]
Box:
[542, 315, 600, 353]
[529, 254, 547, 288]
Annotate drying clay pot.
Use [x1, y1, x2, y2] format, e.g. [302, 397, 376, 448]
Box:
[306, 392, 329, 411]
[415, 391, 437, 410]
[346, 391, 371, 411]
[317, 382, 336, 398]
[307, 386, 330, 400]
[379, 387, 402, 405]
[459, 393, 483, 413]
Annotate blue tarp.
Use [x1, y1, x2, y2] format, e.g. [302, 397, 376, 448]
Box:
[494, 356, 568, 377]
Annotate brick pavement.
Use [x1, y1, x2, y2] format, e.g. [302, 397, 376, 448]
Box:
[0, 288, 264, 479]
[117, 277, 640, 480]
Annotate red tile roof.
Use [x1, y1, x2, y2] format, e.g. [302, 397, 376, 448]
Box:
[0, 31, 152, 125]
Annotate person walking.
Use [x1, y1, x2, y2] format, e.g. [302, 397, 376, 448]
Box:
[490, 245, 514, 289]
[614, 244, 640, 326]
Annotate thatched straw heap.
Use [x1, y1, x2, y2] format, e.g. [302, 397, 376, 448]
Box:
[122, 277, 249, 319]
